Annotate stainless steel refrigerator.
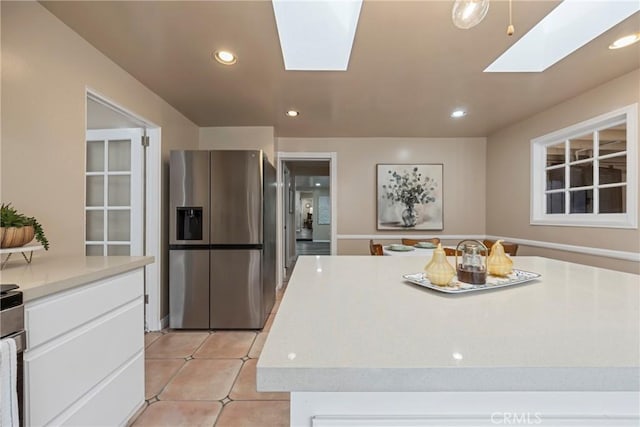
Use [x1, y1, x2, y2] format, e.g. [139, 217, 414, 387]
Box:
[169, 150, 276, 329]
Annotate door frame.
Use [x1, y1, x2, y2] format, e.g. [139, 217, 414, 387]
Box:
[276, 152, 337, 288]
[86, 88, 162, 331]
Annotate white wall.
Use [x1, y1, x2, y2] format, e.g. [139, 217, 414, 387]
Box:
[486, 69, 639, 274]
[278, 137, 487, 254]
[1, 2, 200, 318]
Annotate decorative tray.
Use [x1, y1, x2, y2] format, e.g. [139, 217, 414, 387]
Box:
[402, 269, 541, 294]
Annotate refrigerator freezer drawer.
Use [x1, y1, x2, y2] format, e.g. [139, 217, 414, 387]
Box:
[169, 250, 209, 329]
[210, 249, 264, 329]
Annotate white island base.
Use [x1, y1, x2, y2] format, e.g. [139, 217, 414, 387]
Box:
[258, 256, 640, 427]
[291, 391, 639, 426]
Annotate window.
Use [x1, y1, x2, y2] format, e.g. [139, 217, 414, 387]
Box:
[531, 104, 637, 228]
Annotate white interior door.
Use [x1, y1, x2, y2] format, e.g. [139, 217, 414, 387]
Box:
[85, 128, 144, 256]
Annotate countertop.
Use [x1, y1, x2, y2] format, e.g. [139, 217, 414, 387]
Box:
[0, 255, 154, 302]
[257, 256, 640, 392]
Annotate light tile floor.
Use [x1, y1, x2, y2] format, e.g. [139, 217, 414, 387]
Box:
[132, 290, 289, 426]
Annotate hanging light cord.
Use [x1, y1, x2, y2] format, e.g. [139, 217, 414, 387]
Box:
[507, 0, 515, 36]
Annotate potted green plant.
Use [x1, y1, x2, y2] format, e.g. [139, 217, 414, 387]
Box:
[0, 203, 49, 250]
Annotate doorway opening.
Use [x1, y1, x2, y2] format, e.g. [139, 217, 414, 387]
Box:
[276, 152, 337, 288]
[292, 174, 330, 258]
[86, 89, 162, 331]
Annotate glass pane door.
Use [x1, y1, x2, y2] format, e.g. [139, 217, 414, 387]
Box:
[85, 129, 143, 256]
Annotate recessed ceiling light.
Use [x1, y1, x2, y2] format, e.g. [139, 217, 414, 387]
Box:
[285, 110, 299, 117]
[451, 109, 466, 118]
[609, 33, 640, 50]
[315, 182, 321, 186]
[213, 50, 237, 65]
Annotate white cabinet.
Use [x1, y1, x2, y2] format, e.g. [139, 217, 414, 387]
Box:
[24, 269, 145, 426]
[292, 392, 640, 427]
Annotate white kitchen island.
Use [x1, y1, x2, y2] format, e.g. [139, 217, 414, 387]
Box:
[257, 256, 640, 426]
[1, 255, 153, 426]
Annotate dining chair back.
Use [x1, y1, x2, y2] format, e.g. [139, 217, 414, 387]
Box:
[369, 239, 383, 256]
[443, 247, 462, 256]
[483, 239, 519, 256]
[401, 238, 441, 246]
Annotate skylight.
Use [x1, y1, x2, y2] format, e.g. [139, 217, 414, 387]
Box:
[485, 0, 640, 73]
[272, 0, 363, 71]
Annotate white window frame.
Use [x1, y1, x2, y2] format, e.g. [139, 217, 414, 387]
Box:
[531, 103, 637, 229]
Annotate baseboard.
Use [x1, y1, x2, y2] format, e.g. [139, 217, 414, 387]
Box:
[147, 315, 169, 331]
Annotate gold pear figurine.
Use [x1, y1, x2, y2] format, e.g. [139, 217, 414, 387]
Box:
[424, 243, 456, 286]
[487, 240, 513, 276]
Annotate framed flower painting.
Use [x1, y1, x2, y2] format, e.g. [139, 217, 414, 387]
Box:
[377, 164, 443, 230]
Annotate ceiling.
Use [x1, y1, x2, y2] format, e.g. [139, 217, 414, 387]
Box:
[295, 176, 330, 189]
[41, 1, 640, 137]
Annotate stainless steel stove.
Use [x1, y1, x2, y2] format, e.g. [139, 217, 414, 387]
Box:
[1, 284, 25, 426]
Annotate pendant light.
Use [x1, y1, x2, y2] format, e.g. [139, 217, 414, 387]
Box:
[506, 0, 515, 36]
[452, 0, 490, 30]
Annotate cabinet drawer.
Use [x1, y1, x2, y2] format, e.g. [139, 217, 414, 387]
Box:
[26, 269, 143, 349]
[24, 300, 143, 427]
[55, 352, 144, 426]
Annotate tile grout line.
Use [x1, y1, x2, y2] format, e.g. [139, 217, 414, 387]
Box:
[220, 333, 257, 407]
[137, 295, 286, 425]
[152, 332, 259, 403]
[212, 329, 270, 426]
[147, 356, 189, 403]
[146, 332, 210, 402]
[211, 353, 245, 427]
